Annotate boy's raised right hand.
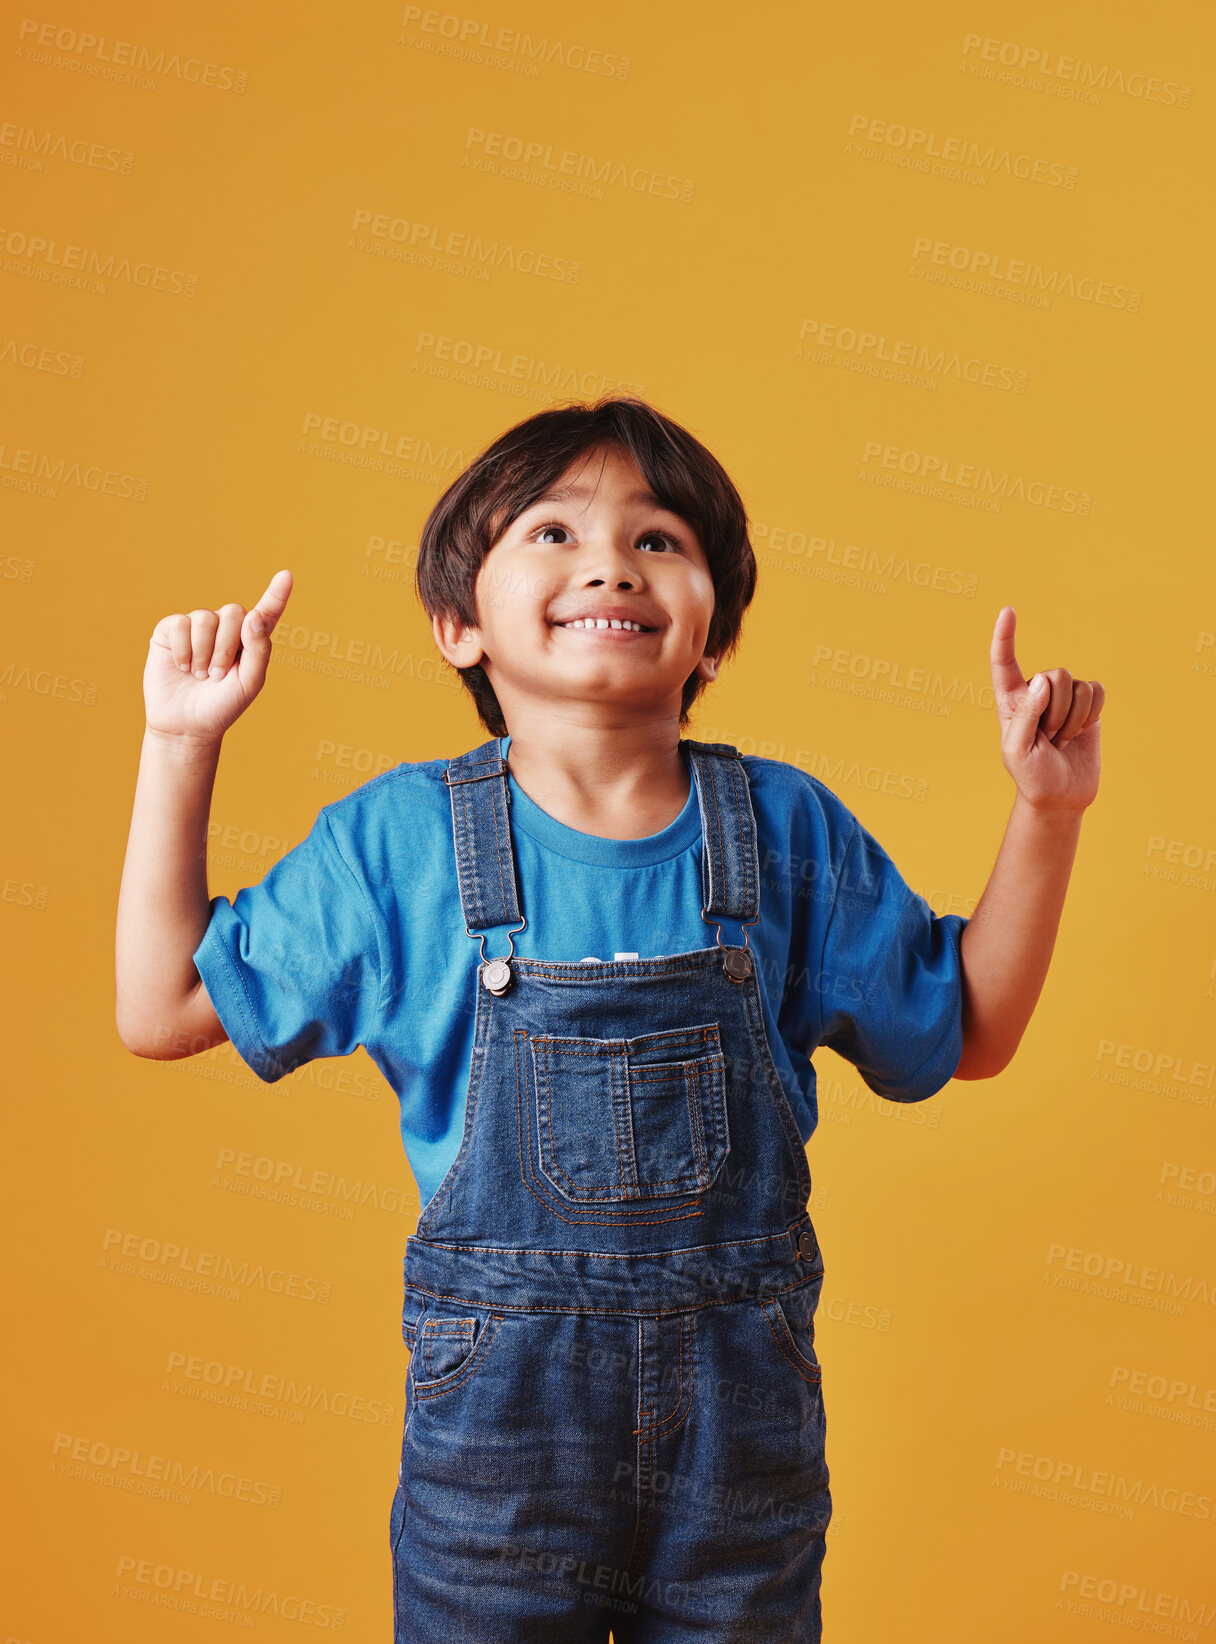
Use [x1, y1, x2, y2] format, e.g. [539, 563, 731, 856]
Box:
[144, 569, 293, 744]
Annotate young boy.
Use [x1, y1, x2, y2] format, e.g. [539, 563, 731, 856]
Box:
[116, 396, 1103, 1643]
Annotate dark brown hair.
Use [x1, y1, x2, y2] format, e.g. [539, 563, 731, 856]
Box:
[413, 396, 756, 735]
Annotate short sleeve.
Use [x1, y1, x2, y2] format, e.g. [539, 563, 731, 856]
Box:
[816, 817, 968, 1102]
[192, 807, 385, 1083]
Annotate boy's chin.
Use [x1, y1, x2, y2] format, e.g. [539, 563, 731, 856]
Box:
[512, 674, 683, 715]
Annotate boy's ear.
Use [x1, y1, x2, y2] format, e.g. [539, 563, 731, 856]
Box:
[433, 610, 485, 668]
[695, 652, 720, 683]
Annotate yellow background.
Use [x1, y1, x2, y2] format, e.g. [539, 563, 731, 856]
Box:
[4, 1, 1214, 1638]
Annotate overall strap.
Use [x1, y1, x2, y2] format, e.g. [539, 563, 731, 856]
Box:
[442, 735, 760, 942]
[681, 740, 761, 926]
[442, 738, 523, 936]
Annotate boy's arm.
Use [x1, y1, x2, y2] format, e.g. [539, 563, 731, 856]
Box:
[953, 606, 1105, 1081]
[115, 730, 227, 1058]
[114, 571, 293, 1060]
[953, 800, 1083, 1079]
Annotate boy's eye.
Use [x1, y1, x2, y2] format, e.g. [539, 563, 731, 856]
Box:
[530, 521, 680, 553]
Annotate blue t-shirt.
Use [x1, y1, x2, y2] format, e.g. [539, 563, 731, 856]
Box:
[192, 737, 969, 1208]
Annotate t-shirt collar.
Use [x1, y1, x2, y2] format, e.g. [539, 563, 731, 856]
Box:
[498, 734, 701, 868]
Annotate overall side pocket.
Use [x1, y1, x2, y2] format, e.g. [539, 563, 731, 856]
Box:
[758, 1281, 823, 1385]
[412, 1309, 504, 1401]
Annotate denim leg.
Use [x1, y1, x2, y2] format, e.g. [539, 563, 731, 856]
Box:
[614, 1297, 831, 1642]
[391, 1306, 642, 1643]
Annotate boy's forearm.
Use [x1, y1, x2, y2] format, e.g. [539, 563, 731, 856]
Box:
[115, 728, 224, 1055]
[954, 793, 1085, 1079]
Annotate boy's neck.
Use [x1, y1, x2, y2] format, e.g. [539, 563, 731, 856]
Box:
[501, 714, 692, 841]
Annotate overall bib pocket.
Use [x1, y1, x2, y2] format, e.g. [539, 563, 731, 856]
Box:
[530, 1022, 729, 1203]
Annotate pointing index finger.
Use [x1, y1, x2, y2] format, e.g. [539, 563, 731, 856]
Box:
[989, 604, 1028, 697]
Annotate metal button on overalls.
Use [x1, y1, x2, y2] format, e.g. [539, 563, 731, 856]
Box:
[393, 738, 832, 1643]
[480, 957, 512, 995]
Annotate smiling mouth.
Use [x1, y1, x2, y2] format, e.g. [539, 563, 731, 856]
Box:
[552, 618, 657, 634]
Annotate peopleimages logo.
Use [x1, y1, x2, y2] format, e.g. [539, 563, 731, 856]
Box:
[164, 1349, 396, 1426]
[51, 1432, 281, 1507]
[0, 120, 134, 174]
[113, 1554, 346, 1629]
[101, 1227, 333, 1304]
[847, 113, 1076, 187]
[0, 225, 198, 295]
[15, 18, 249, 91]
[995, 1447, 1215, 1522]
[1045, 1242, 1216, 1311]
[463, 127, 695, 202]
[399, 8, 631, 80]
[0, 439, 147, 500]
[960, 34, 1191, 108]
[1058, 1571, 1216, 1627]
[350, 207, 581, 283]
[859, 440, 1091, 514]
[909, 236, 1140, 311]
[796, 318, 1026, 393]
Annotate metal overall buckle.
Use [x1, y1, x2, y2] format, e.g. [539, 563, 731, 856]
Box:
[470, 915, 527, 995]
[702, 909, 759, 983]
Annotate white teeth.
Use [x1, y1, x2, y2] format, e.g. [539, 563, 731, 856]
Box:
[560, 617, 649, 631]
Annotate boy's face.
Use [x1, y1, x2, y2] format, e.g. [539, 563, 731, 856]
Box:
[433, 443, 719, 726]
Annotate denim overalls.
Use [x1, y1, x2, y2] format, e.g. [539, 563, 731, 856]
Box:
[389, 738, 831, 1643]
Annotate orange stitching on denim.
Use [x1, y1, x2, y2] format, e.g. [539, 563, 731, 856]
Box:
[536, 1041, 611, 1199]
[412, 1216, 808, 1262]
[613, 1041, 637, 1195]
[629, 1062, 707, 1082]
[420, 1318, 473, 1381]
[651, 1313, 694, 1438]
[415, 1314, 504, 1400]
[531, 1034, 692, 1205]
[403, 1277, 816, 1323]
[760, 1298, 822, 1384]
[511, 1028, 705, 1228]
[519, 1030, 704, 1221]
[534, 1040, 632, 1199]
[623, 1024, 715, 1055]
[632, 1334, 673, 1436]
[535, 1035, 726, 1199]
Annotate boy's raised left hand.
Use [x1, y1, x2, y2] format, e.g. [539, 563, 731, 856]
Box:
[989, 606, 1104, 815]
